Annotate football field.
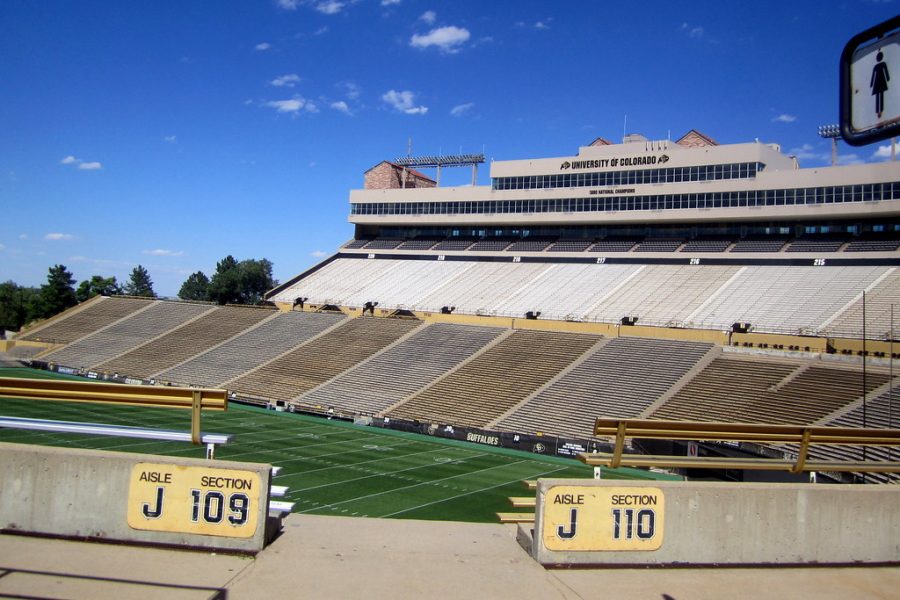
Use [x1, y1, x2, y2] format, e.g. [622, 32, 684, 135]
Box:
[0, 367, 673, 523]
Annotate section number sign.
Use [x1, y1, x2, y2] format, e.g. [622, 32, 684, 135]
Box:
[127, 462, 262, 538]
[541, 485, 664, 551]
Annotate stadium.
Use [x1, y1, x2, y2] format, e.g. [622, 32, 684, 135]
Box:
[3, 128, 900, 595]
[10, 128, 900, 476]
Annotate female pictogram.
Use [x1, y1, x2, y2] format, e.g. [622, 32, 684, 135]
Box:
[870, 50, 890, 118]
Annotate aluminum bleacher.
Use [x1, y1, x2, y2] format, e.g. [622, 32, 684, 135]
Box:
[386, 330, 601, 428]
[95, 306, 273, 379]
[18, 296, 155, 344]
[159, 311, 346, 387]
[496, 337, 716, 438]
[42, 301, 214, 372]
[299, 323, 504, 415]
[229, 316, 422, 403]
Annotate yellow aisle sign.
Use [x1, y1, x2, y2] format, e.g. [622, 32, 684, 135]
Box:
[541, 486, 664, 551]
[127, 463, 261, 538]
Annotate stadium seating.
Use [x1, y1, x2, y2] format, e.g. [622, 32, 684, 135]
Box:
[386, 330, 601, 428]
[505, 238, 555, 253]
[585, 265, 741, 327]
[680, 240, 731, 253]
[546, 239, 593, 252]
[488, 263, 642, 321]
[431, 238, 477, 251]
[18, 296, 154, 344]
[648, 356, 890, 425]
[844, 239, 900, 252]
[228, 316, 423, 402]
[42, 301, 214, 371]
[159, 311, 347, 387]
[820, 268, 900, 340]
[729, 239, 788, 253]
[299, 323, 504, 415]
[686, 266, 892, 335]
[94, 306, 273, 379]
[588, 239, 637, 253]
[811, 385, 900, 483]
[496, 337, 716, 437]
[785, 239, 845, 253]
[633, 238, 683, 252]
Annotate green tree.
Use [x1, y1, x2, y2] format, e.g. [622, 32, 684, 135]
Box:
[238, 258, 276, 305]
[0, 281, 40, 332]
[207, 255, 241, 305]
[178, 271, 210, 301]
[207, 256, 276, 305]
[124, 265, 156, 297]
[35, 264, 77, 319]
[76, 275, 121, 302]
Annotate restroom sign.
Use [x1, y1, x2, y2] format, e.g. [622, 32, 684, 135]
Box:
[841, 15, 900, 145]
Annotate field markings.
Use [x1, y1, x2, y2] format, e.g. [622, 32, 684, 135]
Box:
[275, 444, 485, 478]
[297, 458, 525, 513]
[377, 465, 571, 518]
[279, 448, 487, 492]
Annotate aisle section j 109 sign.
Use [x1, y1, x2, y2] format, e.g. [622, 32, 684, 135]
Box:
[541, 486, 665, 552]
[127, 462, 262, 538]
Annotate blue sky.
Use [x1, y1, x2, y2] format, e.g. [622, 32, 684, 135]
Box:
[1, 1, 897, 297]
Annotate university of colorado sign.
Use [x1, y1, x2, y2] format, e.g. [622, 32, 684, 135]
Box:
[560, 154, 669, 170]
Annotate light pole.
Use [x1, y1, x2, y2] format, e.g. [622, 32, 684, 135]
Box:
[818, 124, 841, 166]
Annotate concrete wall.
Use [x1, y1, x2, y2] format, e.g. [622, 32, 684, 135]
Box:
[0, 442, 272, 553]
[532, 478, 900, 567]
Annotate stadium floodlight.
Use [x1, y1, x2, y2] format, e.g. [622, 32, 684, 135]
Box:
[392, 153, 486, 186]
[818, 124, 841, 166]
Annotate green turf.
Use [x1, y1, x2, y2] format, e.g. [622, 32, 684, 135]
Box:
[0, 366, 677, 523]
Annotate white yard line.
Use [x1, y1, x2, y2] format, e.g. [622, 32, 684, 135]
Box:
[298, 458, 523, 513]
[378, 465, 571, 518]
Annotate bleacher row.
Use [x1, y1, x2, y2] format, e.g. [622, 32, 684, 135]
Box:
[17, 296, 899, 474]
[270, 259, 900, 339]
[344, 236, 900, 254]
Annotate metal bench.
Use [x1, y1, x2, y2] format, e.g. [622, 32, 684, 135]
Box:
[0, 416, 234, 459]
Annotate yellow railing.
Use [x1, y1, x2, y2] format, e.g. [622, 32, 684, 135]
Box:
[580, 417, 900, 474]
[0, 377, 227, 444]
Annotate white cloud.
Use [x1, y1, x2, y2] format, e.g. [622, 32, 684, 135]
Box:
[266, 99, 302, 113]
[311, 250, 327, 258]
[450, 102, 474, 117]
[314, 26, 329, 35]
[339, 82, 360, 99]
[19, 234, 28, 240]
[382, 89, 428, 115]
[164, 135, 177, 143]
[271, 74, 301, 87]
[682, 22, 703, 38]
[381, 0, 401, 5]
[872, 145, 894, 160]
[773, 114, 796, 123]
[265, 97, 318, 115]
[143, 249, 184, 257]
[331, 100, 353, 115]
[316, 0, 344, 14]
[837, 154, 863, 166]
[45, 233, 76, 241]
[534, 20, 550, 30]
[255, 42, 272, 51]
[276, 0, 299, 9]
[410, 26, 470, 53]
[79, 161, 102, 170]
[60, 155, 78, 165]
[419, 10, 436, 25]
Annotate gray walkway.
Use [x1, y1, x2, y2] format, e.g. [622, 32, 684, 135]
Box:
[2, 514, 899, 599]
